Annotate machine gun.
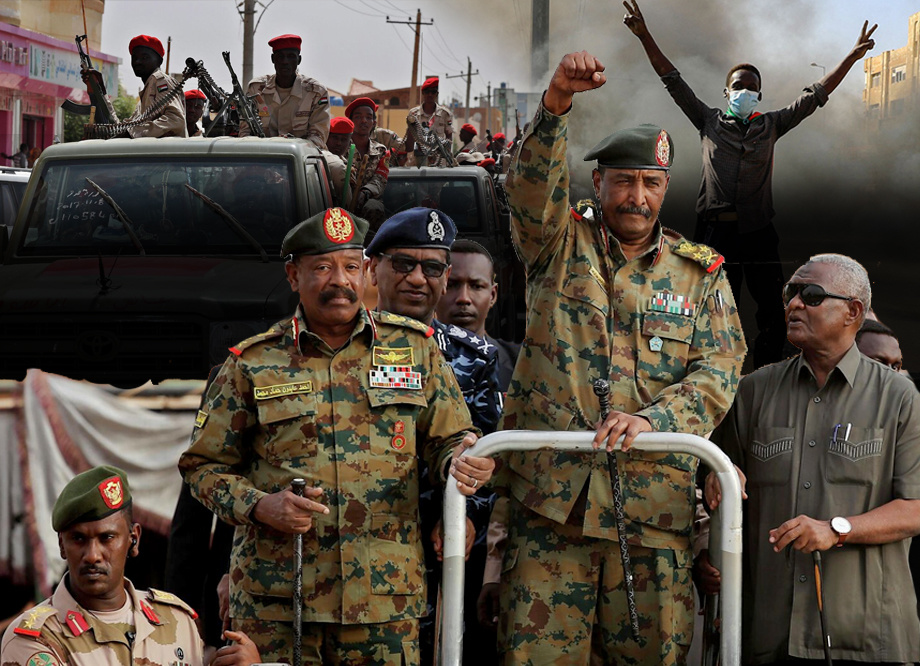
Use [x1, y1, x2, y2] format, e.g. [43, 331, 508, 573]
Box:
[222, 51, 265, 138]
[60, 34, 117, 127]
[183, 53, 264, 138]
[82, 59, 200, 140]
[411, 113, 455, 167]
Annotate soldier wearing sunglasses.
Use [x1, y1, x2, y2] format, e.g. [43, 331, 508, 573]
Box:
[707, 253, 920, 664]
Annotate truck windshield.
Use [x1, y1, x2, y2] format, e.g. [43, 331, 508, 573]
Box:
[382, 177, 481, 233]
[17, 158, 296, 256]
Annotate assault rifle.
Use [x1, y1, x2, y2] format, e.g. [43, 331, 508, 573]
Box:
[61, 34, 116, 127]
[222, 51, 265, 138]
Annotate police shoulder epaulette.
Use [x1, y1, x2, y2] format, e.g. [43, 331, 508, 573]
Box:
[228, 324, 285, 356]
[671, 238, 725, 274]
[12, 605, 57, 637]
[147, 589, 198, 619]
[373, 311, 434, 338]
[445, 324, 496, 356]
[571, 198, 598, 222]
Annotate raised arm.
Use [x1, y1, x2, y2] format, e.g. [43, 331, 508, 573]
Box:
[820, 20, 877, 95]
[623, 0, 677, 77]
[543, 50, 607, 115]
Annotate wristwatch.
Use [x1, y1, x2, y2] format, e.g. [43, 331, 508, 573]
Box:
[830, 516, 852, 547]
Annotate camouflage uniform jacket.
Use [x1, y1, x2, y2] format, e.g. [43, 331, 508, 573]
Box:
[500, 102, 746, 550]
[355, 139, 390, 200]
[115, 69, 187, 138]
[179, 306, 473, 625]
[0, 577, 202, 666]
[240, 72, 331, 149]
[406, 104, 452, 141]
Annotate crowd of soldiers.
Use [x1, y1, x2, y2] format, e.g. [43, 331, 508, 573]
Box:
[3, 5, 920, 666]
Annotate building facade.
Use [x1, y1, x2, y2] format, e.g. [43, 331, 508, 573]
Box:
[863, 12, 919, 129]
[0, 0, 118, 164]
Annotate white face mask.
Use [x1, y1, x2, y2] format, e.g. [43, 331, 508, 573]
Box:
[727, 89, 760, 118]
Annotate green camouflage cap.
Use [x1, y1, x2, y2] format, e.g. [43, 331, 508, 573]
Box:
[52, 465, 133, 532]
[583, 124, 673, 170]
[281, 207, 369, 258]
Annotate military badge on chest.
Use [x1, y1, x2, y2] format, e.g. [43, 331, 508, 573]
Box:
[648, 291, 696, 317]
[370, 346, 422, 390]
[391, 420, 407, 450]
[170, 646, 191, 666]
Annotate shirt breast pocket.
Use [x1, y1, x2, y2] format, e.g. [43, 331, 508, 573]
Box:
[561, 272, 609, 319]
[824, 427, 885, 485]
[638, 312, 694, 385]
[747, 426, 794, 486]
[255, 392, 318, 463]
[367, 388, 429, 456]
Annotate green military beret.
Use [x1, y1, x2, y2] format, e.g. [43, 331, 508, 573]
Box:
[583, 124, 673, 170]
[52, 466, 132, 532]
[281, 207, 369, 258]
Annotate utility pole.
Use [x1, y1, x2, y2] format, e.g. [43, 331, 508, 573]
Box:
[240, 0, 256, 84]
[238, 0, 275, 85]
[531, 0, 550, 88]
[444, 57, 478, 121]
[387, 10, 434, 108]
[476, 82, 492, 132]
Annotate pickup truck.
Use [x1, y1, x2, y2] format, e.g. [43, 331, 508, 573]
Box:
[0, 137, 336, 385]
[382, 165, 525, 341]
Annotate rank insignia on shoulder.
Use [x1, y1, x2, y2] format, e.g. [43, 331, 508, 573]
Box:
[673, 240, 725, 273]
[648, 292, 696, 317]
[369, 366, 422, 390]
[194, 410, 208, 429]
[14, 607, 57, 637]
[571, 198, 598, 222]
[649, 336, 664, 353]
[373, 347, 415, 366]
[253, 381, 313, 401]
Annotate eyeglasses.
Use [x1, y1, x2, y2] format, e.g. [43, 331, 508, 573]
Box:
[381, 253, 448, 278]
[782, 282, 854, 307]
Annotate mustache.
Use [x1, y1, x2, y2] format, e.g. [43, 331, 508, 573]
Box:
[615, 204, 652, 219]
[79, 565, 109, 576]
[319, 286, 358, 305]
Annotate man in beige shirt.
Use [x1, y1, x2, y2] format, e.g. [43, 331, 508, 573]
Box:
[121, 35, 187, 138]
[406, 77, 453, 166]
[707, 253, 920, 664]
[1, 466, 259, 666]
[239, 34, 330, 149]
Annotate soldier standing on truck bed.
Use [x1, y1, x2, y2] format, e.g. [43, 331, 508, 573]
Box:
[405, 77, 453, 167]
[89, 35, 187, 138]
[238, 34, 331, 150]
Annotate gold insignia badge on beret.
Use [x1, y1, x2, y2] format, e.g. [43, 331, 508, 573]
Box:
[323, 208, 355, 244]
[98, 476, 124, 510]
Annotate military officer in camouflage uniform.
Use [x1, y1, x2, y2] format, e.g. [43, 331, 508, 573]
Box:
[1, 466, 260, 666]
[366, 208, 502, 664]
[406, 77, 453, 167]
[495, 50, 746, 664]
[179, 208, 493, 665]
[344, 97, 389, 222]
[239, 34, 331, 149]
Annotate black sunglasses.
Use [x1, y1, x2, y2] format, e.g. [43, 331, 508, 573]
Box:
[381, 253, 448, 278]
[782, 282, 854, 307]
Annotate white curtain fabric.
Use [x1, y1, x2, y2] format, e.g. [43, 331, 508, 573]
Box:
[5, 370, 196, 595]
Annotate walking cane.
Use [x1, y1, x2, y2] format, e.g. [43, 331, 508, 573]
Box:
[291, 478, 306, 666]
[813, 551, 833, 666]
[593, 379, 641, 641]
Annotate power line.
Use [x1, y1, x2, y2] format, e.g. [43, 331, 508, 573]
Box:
[389, 24, 413, 55]
[332, 0, 383, 18]
[357, 0, 389, 17]
[432, 22, 464, 68]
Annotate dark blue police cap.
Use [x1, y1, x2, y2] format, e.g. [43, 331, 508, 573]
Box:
[365, 207, 457, 255]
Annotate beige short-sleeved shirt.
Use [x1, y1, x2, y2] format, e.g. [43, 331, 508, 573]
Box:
[713, 344, 920, 663]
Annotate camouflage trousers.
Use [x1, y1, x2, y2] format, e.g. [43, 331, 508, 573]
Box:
[231, 618, 419, 665]
[498, 499, 694, 665]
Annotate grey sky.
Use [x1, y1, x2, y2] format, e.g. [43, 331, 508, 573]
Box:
[101, 0, 917, 104]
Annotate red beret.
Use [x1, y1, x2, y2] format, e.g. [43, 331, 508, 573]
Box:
[461, 123, 477, 136]
[477, 158, 496, 168]
[345, 97, 378, 118]
[421, 77, 439, 91]
[184, 89, 207, 101]
[330, 117, 355, 134]
[493, 133, 506, 141]
[268, 34, 302, 52]
[128, 35, 164, 58]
